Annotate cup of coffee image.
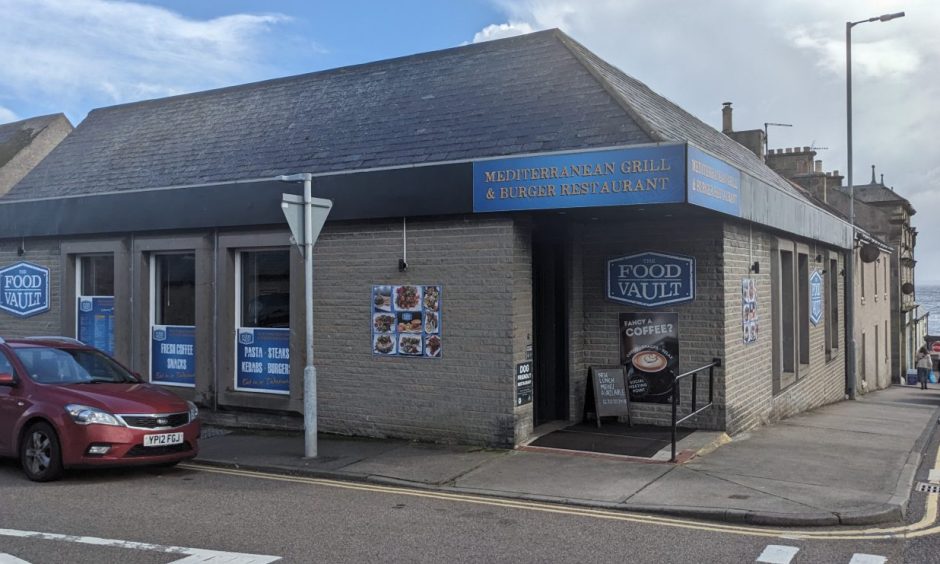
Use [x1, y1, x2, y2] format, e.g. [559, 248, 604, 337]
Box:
[632, 350, 668, 372]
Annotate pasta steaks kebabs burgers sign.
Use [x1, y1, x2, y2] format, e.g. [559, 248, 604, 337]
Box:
[372, 285, 442, 358]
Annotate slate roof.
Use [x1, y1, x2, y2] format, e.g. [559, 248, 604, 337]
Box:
[8, 29, 808, 205]
[0, 114, 66, 169]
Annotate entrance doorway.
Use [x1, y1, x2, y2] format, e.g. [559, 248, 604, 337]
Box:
[532, 219, 569, 425]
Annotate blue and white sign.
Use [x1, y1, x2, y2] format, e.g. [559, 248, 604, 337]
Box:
[236, 328, 290, 394]
[687, 145, 741, 217]
[0, 262, 50, 318]
[473, 144, 686, 213]
[152, 325, 196, 386]
[78, 296, 114, 355]
[607, 252, 695, 308]
[810, 270, 824, 326]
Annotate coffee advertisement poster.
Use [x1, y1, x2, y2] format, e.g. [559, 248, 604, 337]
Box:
[619, 312, 679, 403]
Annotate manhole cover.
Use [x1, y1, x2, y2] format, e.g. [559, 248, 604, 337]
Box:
[915, 482, 940, 493]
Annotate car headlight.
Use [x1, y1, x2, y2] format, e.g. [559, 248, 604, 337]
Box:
[187, 401, 199, 422]
[65, 404, 122, 426]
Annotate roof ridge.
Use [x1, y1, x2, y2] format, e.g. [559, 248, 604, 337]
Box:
[83, 29, 562, 117]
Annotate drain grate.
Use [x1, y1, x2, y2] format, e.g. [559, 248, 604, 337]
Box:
[915, 482, 940, 493]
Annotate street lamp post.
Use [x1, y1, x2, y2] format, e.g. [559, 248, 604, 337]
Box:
[844, 11, 904, 398]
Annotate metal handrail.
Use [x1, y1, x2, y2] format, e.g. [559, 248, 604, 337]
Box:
[671, 357, 721, 462]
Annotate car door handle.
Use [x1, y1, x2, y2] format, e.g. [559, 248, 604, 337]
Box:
[16, 401, 24, 407]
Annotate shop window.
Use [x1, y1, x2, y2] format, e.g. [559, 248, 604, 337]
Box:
[859, 257, 865, 302]
[235, 250, 291, 395]
[76, 255, 115, 356]
[884, 320, 889, 362]
[150, 254, 196, 387]
[829, 258, 839, 352]
[779, 249, 795, 379]
[797, 252, 809, 365]
[875, 324, 880, 381]
[861, 332, 867, 382]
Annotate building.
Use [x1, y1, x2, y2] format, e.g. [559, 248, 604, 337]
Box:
[0, 30, 855, 447]
[721, 104, 898, 394]
[0, 114, 72, 197]
[841, 171, 926, 379]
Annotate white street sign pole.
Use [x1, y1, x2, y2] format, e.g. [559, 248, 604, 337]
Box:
[278, 175, 332, 459]
[302, 175, 316, 458]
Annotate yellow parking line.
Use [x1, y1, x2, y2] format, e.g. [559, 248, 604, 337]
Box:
[179, 462, 939, 540]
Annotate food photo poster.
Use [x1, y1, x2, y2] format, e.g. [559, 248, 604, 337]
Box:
[742, 278, 759, 345]
[372, 285, 442, 358]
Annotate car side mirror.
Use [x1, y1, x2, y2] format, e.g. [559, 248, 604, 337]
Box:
[0, 372, 16, 386]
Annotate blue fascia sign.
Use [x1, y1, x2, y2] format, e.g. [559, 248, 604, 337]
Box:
[0, 262, 50, 318]
[607, 252, 695, 308]
[810, 270, 824, 326]
[686, 145, 741, 217]
[473, 144, 686, 212]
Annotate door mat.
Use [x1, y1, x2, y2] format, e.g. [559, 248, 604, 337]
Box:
[528, 423, 693, 458]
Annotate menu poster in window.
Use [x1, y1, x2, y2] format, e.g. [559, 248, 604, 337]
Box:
[78, 296, 115, 355]
[619, 312, 679, 403]
[152, 325, 196, 386]
[372, 285, 442, 358]
[236, 328, 290, 393]
[742, 278, 759, 344]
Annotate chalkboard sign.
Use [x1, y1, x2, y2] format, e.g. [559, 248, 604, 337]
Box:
[587, 365, 631, 427]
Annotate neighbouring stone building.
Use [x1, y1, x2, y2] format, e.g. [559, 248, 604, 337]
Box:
[0, 114, 72, 197]
[0, 30, 856, 447]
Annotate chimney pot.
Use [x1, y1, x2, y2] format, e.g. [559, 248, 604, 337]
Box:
[803, 146, 811, 152]
[815, 160, 822, 172]
[785, 147, 792, 153]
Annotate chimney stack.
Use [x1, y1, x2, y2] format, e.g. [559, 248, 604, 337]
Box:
[722, 102, 733, 133]
[871, 165, 876, 184]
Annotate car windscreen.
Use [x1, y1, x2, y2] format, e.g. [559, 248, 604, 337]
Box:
[14, 347, 136, 385]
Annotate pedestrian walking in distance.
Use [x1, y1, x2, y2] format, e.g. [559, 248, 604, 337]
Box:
[915, 347, 932, 390]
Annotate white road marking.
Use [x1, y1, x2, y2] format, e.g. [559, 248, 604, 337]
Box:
[756, 544, 800, 564]
[0, 529, 279, 564]
[849, 555, 887, 564]
[0, 554, 32, 564]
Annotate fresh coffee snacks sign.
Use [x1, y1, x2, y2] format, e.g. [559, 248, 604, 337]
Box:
[606, 251, 695, 308]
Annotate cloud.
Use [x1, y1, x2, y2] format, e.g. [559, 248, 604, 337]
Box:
[477, 0, 940, 282]
[472, 22, 535, 43]
[0, 0, 294, 121]
[0, 106, 17, 124]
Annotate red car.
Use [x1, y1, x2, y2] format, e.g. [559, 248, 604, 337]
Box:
[0, 336, 200, 481]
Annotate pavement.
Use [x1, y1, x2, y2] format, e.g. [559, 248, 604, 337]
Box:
[195, 385, 940, 527]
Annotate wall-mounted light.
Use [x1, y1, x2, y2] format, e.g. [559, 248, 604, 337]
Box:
[815, 254, 823, 263]
[749, 261, 760, 274]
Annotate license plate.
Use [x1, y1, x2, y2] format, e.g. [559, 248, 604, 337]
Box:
[143, 432, 183, 447]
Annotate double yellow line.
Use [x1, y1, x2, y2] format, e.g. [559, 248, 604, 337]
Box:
[181, 444, 940, 541]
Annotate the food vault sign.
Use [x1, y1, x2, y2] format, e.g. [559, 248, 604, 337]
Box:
[0, 261, 50, 318]
[606, 252, 695, 308]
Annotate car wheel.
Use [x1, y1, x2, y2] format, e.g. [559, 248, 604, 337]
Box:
[20, 422, 64, 482]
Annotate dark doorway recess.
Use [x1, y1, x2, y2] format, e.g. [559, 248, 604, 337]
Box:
[530, 423, 693, 458]
[532, 218, 569, 425]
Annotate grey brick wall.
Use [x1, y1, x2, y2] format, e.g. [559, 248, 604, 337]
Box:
[511, 217, 534, 442]
[312, 215, 518, 447]
[0, 238, 63, 337]
[722, 223, 846, 434]
[573, 218, 726, 429]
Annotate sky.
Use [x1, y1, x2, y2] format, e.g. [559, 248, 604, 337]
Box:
[1, 0, 937, 282]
